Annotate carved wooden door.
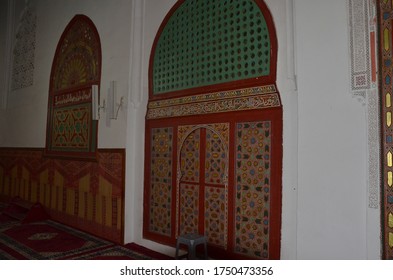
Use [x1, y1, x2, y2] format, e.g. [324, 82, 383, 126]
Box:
[177, 124, 229, 249]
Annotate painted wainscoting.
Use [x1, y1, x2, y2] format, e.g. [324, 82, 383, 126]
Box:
[0, 148, 125, 244]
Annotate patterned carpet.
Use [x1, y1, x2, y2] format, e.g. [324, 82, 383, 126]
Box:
[0, 201, 172, 260]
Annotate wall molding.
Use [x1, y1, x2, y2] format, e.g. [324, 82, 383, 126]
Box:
[1, 0, 15, 110]
[128, 0, 145, 109]
[347, 0, 379, 209]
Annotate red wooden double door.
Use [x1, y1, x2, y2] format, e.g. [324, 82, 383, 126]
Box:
[144, 108, 282, 259]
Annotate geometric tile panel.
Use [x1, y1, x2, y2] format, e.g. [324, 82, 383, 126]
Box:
[234, 121, 271, 259]
[149, 127, 173, 236]
[52, 103, 91, 150]
[205, 128, 227, 185]
[205, 185, 227, 248]
[179, 183, 199, 236]
[179, 129, 200, 183]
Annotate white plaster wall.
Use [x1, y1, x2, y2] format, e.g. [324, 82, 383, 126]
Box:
[2, 0, 132, 148]
[266, 0, 299, 260]
[294, 0, 379, 259]
[124, 0, 177, 255]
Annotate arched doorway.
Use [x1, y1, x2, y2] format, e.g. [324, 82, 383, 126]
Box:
[177, 124, 229, 248]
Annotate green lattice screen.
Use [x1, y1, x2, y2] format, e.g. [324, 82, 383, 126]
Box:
[152, 0, 271, 95]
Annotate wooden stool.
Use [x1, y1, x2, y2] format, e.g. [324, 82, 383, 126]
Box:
[175, 233, 208, 260]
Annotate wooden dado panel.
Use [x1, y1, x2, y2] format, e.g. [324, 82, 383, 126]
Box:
[0, 148, 125, 244]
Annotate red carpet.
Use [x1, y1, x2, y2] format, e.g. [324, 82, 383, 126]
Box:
[70, 243, 173, 260]
[0, 220, 112, 259]
[0, 200, 173, 260]
[0, 220, 173, 260]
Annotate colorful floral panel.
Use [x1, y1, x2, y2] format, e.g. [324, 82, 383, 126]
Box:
[205, 186, 227, 248]
[179, 129, 201, 183]
[235, 121, 271, 259]
[205, 128, 228, 185]
[149, 127, 173, 236]
[179, 183, 199, 235]
[51, 100, 91, 150]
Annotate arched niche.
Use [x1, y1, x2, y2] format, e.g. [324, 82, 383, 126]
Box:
[144, 0, 282, 259]
[45, 15, 101, 160]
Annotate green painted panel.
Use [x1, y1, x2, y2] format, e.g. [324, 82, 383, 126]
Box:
[153, 0, 271, 95]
